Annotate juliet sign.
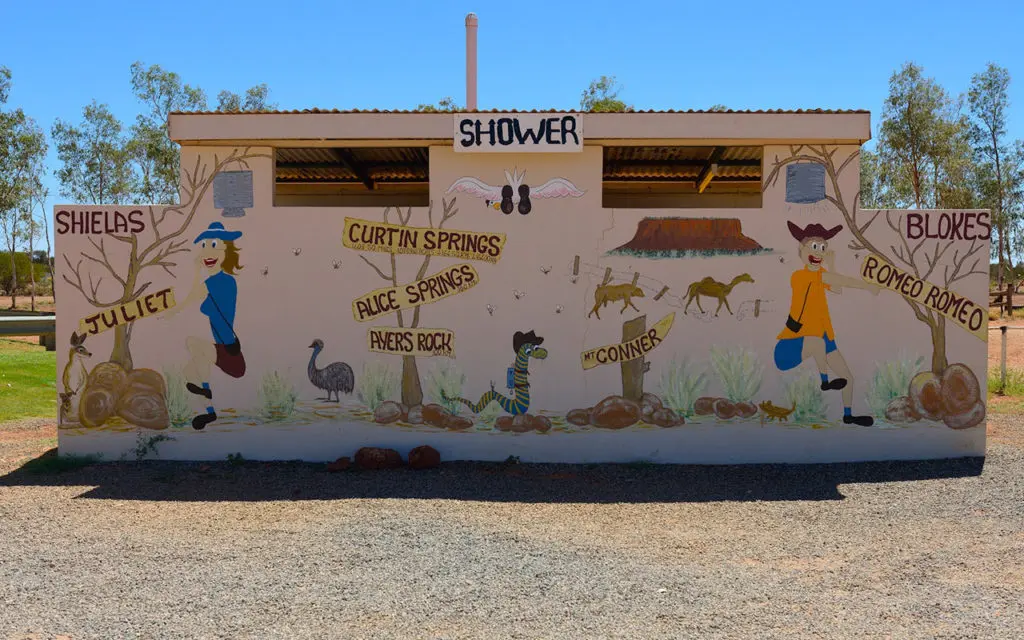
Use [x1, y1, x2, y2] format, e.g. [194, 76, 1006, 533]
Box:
[455, 113, 583, 153]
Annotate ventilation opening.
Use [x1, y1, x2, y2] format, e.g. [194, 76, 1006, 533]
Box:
[602, 146, 763, 208]
[274, 147, 429, 207]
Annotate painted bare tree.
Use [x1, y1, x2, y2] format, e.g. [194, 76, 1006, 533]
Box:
[357, 198, 459, 406]
[764, 145, 986, 374]
[62, 147, 269, 370]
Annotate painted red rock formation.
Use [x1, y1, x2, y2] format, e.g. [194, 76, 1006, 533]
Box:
[612, 217, 763, 254]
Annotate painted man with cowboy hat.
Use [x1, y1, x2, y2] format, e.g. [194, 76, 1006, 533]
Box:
[774, 221, 883, 426]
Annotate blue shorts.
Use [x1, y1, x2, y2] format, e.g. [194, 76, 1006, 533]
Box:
[774, 333, 837, 371]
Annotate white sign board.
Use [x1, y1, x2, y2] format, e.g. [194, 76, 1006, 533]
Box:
[454, 113, 583, 153]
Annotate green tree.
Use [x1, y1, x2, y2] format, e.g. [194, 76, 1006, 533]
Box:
[580, 76, 630, 112]
[414, 97, 459, 112]
[216, 84, 275, 112]
[0, 69, 47, 308]
[128, 62, 207, 204]
[967, 63, 1013, 287]
[52, 101, 134, 205]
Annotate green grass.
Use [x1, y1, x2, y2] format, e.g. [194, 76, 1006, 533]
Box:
[0, 339, 57, 422]
[988, 366, 1024, 397]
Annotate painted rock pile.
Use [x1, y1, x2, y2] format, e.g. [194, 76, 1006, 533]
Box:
[566, 393, 684, 429]
[885, 363, 985, 429]
[694, 397, 758, 420]
[373, 401, 473, 430]
[495, 414, 552, 433]
[78, 362, 169, 429]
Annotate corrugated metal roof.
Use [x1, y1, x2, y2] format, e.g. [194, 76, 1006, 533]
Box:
[274, 144, 763, 185]
[175, 108, 868, 115]
[275, 147, 429, 184]
[603, 145, 761, 182]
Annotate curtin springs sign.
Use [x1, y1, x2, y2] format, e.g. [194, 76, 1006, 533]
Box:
[455, 113, 583, 152]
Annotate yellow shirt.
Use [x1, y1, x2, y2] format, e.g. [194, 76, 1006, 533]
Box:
[777, 267, 834, 340]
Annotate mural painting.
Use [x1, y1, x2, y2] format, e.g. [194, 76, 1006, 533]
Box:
[164, 222, 247, 430]
[608, 217, 768, 259]
[53, 132, 990, 464]
[445, 168, 584, 215]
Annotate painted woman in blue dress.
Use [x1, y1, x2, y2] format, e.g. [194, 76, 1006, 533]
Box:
[165, 222, 246, 430]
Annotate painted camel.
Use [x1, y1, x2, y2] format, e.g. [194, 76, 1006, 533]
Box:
[684, 274, 754, 316]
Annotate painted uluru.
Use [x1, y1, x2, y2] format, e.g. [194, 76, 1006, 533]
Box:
[609, 217, 766, 258]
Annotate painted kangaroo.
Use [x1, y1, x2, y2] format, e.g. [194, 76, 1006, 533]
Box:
[684, 273, 754, 316]
[447, 330, 547, 415]
[588, 282, 645, 319]
[59, 331, 92, 423]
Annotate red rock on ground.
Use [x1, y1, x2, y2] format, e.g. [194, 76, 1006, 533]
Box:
[408, 445, 441, 469]
[326, 456, 351, 472]
[354, 447, 403, 470]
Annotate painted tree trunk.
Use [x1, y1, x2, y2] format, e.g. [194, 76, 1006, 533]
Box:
[621, 315, 646, 402]
[930, 316, 947, 374]
[110, 325, 134, 371]
[401, 355, 423, 407]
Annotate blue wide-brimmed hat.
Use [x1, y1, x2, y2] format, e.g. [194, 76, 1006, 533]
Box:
[194, 221, 243, 244]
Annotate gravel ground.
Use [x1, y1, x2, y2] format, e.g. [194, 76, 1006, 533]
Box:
[0, 419, 1022, 639]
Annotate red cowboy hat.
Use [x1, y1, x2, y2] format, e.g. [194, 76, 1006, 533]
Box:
[787, 221, 843, 242]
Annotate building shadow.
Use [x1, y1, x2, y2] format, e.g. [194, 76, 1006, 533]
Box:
[0, 448, 986, 504]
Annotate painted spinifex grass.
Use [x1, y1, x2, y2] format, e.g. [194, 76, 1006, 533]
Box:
[784, 371, 827, 423]
[659, 356, 708, 416]
[356, 362, 398, 412]
[709, 345, 762, 403]
[258, 370, 298, 421]
[424, 361, 466, 415]
[865, 351, 925, 418]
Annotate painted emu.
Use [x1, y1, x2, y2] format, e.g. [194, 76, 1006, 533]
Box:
[307, 339, 355, 402]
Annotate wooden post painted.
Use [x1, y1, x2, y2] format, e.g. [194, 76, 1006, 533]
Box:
[631, 272, 640, 287]
[1008, 285, 1014, 318]
[654, 285, 669, 301]
[621, 315, 647, 401]
[572, 255, 580, 277]
[602, 267, 612, 286]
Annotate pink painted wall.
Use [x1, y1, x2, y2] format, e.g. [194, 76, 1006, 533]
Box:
[54, 138, 989, 463]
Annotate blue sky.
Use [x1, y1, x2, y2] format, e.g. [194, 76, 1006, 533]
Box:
[3, 0, 1024, 243]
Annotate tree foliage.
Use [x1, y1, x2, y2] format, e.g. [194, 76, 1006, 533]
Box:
[51, 101, 134, 205]
[580, 76, 631, 112]
[414, 97, 459, 112]
[0, 68, 48, 307]
[216, 84, 275, 112]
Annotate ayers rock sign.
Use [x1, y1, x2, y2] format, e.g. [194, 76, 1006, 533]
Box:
[610, 217, 765, 257]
